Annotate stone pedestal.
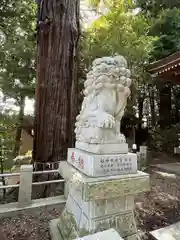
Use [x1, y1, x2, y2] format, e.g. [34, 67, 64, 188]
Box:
[49, 55, 150, 240]
[67, 148, 137, 177]
[48, 53, 150, 240]
[52, 159, 149, 240]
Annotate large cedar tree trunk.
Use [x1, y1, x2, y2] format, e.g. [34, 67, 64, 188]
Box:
[33, 0, 80, 166]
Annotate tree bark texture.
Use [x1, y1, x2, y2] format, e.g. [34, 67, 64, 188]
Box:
[33, 0, 80, 164]
[159, 85, 172, 129]
[149, 85, 156, 127]
[137, 97, 144, 130]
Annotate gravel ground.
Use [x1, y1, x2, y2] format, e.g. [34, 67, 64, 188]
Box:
[1, 167, 180, 240]
[0, 204, 64, 240]
[135, 167, 180, 239]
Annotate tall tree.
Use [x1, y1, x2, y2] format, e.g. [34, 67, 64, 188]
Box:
[149, 8, 180, 61]
[33, 0, 80, 165]
[83, 3, 154, 126]
[138, 6, 180, 128]
[0, 0, 36, 157]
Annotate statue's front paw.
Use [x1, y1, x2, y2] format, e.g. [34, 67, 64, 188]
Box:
[98, 113, 115, 128]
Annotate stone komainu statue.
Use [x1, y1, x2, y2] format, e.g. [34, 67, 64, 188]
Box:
[75, 55, 132, 146]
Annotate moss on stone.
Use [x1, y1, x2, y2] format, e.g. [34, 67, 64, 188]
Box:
[57, 208, 92, 240]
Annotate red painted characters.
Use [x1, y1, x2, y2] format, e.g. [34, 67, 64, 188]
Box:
[78, 156, 84, 169]
[71, 152, 75, 163]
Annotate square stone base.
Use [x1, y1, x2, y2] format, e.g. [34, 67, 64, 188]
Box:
[49, 220, 142, 240]
[57, 206, 137, 238]
[150, 221, 180, 240]
[54, 162, 150, 240]
[67, 148, 137, 177]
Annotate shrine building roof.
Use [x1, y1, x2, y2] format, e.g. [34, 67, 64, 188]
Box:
[147, 51, 180, 83]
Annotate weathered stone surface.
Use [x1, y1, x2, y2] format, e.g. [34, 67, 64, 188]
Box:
[18, 165, 33, 207]
[75, 142, 128, 155]
[59, 161, 77, 199]
[125, 232, 143, 240]
[72, 195, 135, 219]
[59, 162, 149, 203]
[53, 55, 151, 240]
[56, 190, 149, 239]
[57, 208, 74, 239]
[83, 172, 150, 201]
[93, 211, 137, 237]
[49, 219, 63, 240]
[75, 55, 132, 150]
[74, 229, 123, 240]
[59, 162, 149, 201]
[150, 221, 180, 240]
[56, 162, 150, 240]
[66, 195, 82, 227]
[58, 200, 137, 238]
[67, 148, 137, 177]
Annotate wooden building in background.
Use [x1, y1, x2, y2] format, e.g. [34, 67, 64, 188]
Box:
[148, 51, 180, 128]
[148, 51, 180, 83]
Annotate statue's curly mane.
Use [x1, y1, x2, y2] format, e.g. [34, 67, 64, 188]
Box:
[75, 55, 132, 144]
[83, 56, 131, 97]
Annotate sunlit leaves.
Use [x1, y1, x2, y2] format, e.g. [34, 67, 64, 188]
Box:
[85, 9, 153, 70]
[82, 3, 155, 115]
[88, 0, 133, 14]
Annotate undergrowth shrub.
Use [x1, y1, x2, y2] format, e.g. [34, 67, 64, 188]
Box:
[148, 124, 180, 154]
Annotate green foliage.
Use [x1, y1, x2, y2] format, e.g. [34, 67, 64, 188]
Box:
[84, 12, 153, 70]
[0, 0, 36, 103]
[136, 0, 180, 17]
[88, 0, 133, 10]
[148, 125, 180, 154]
[150, 8, 180, 61]
[82, 5, 154, 111]
[0, 0, 36, 162]
[0, 107, 17, 168]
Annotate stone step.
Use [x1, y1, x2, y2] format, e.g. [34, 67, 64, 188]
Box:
[74, 228, 123, 240]
[150, 221, 180, 240]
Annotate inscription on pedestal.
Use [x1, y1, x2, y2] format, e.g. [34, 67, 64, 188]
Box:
[68, 148, 137, 177]
[100, 156, 133, 173]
